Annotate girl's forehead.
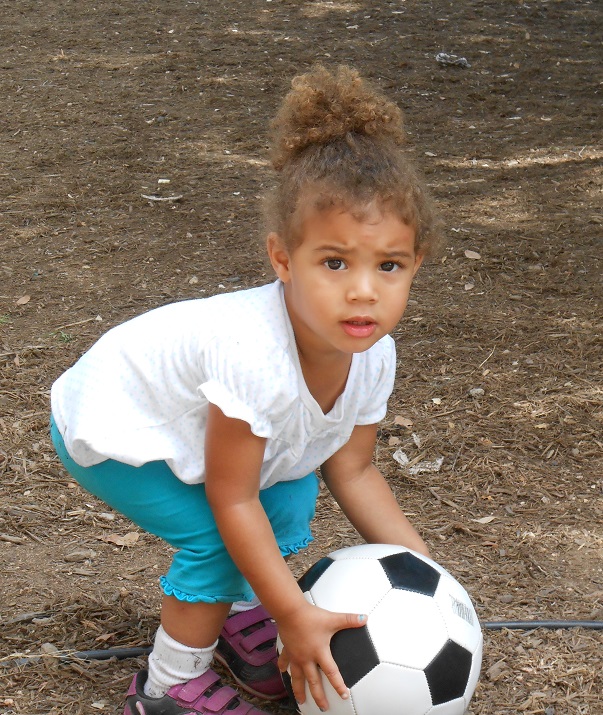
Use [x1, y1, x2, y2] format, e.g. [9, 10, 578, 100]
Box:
[284, 187, 417, 250]
[298, 198, 410, 232]
[295, 203, 417, 255]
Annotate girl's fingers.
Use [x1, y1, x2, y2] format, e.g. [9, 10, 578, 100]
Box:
[289, 662, 307, 705]
[341, 612, 367, 628]
[278, 610, 364, 708]
[319, 655, 350, 702]
[277, 646, 290, 674]
[303, 662, 329, 712]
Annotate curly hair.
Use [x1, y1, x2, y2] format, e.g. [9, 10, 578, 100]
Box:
[264, 65, 443, 257]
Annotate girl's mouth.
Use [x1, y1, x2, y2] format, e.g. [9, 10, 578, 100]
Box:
[341, 319, 377, 338]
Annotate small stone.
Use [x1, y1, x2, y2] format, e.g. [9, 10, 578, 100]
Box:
[64, 548, 96, 562]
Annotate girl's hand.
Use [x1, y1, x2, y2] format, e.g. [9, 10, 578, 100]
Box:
[276, 601, 367, 711]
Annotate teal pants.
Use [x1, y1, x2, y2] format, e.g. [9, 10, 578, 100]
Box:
[50, 416, 319, 603]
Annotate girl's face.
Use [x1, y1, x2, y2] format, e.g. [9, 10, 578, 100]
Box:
[267, 202, 423, 361]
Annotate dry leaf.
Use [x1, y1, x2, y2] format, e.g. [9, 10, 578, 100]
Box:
[487, 658, 508, 681]
[95, 632, 115, 642]
[472, 516, 496, 524]
[392, 449, 410, 467]
[40, 642, 60, 656]
[16, 295, 31, 305]
[100, 532, 140, 547]
[394, 415, 413, 429]
[409, 456, 444, 475]
[464, 250, 481, 260]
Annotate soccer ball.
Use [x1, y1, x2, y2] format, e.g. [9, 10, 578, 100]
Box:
[278, 543, 483, 715]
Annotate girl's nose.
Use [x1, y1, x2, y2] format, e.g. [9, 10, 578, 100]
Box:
[346, 272, 378, 303]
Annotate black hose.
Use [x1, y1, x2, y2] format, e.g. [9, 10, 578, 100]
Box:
[4, 646, 152, 668]
[483, 620, 603, 631]
[66, 646, 153, 661]
[3, 620, 601, 669]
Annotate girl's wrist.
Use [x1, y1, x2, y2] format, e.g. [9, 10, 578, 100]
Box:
[258, 585, 310, 623]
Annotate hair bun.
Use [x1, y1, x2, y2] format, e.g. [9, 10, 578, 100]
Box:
[270, 65, 406, 171]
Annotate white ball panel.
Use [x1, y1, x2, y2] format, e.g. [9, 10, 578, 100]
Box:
[329, 543, 411, 561]
[432, 576, 482, 652]
[309, 559, 392, 614]
[299, 675, 356, 715]
[463, 635, 483, 702]
[352, 663, 433, 715]
[303, 590, 316, 606]
[367, 589, 448, 668]
[426, 696, 466, 715]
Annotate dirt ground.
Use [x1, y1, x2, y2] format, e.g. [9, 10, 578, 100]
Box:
[1, 0, 601, 713]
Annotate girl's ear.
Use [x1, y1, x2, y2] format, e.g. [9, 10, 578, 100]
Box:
[412, 252, 425, 277]
[266, 233, 292, 283]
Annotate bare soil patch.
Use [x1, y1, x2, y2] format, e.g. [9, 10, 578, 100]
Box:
[1, 1, 601, 713]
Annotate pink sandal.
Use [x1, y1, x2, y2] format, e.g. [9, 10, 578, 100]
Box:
[214, 605, 287, 701]
[123, 668, 271, 714]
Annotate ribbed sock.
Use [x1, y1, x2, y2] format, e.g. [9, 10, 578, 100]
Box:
[144, 625, 217, 699]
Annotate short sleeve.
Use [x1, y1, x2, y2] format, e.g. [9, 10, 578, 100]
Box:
[355, 336, 396, 425]
[198, 334, 297, 439]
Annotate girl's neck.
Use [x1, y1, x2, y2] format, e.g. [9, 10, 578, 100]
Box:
[297, 347, 352, 414]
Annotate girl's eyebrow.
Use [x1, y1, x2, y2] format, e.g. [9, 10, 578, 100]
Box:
[314, 245, 414, 259]
[313, 244, 351, 254]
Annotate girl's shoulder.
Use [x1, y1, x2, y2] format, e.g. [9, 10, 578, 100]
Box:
[198, 282, 299, 425]
[99, 281, 285, 345]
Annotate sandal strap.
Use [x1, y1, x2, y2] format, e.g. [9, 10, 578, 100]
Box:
[222, 606, 273, 635]
[203, 685, 241, 713]
[239, 622, 277, 653]
[222, 607, 277, 653]
[177, 670, 251, 713]
[178, 669, 222, 703]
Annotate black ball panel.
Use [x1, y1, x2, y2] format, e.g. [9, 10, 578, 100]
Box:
[379, 552, 441, 596]
[298, 557, 334, 593]
[424, 639, 473, 705]
[280, 669, 296, 704]
[330, 625, 380, 688]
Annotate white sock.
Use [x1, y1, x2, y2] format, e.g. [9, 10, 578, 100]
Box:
[144, 625, 217, 699]
[229, 594, 260, 615]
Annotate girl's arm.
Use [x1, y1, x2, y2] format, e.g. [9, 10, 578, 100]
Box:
[321, 423, 430, 557]
[204, 403, 364, 710]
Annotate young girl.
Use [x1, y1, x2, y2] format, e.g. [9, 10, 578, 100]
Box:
[50, 65, 441, 715]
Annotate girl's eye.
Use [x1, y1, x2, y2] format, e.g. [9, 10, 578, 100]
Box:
[380, 261, 399, 272]
[325, 258, 346, 271]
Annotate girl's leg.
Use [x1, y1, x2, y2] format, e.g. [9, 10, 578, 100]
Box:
[51, 417, 318, 706]
[50, 418, 251, 701]
[145, 599, 232, 698]
[161, 597, 232, 648]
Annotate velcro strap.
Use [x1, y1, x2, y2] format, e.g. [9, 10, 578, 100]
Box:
[240, 620, 278, 653]
[222, 605, 273, 637]
[205, 684, 239, 713]
[178, 669, 221, 704]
